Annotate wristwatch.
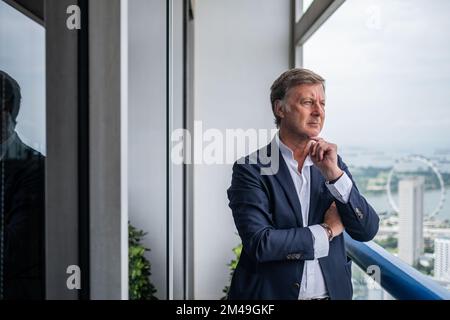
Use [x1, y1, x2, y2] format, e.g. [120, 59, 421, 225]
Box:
[320, 223, 334, 242]
[327, 171, 344, 184]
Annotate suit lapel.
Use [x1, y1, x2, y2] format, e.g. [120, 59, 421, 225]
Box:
[308, 165, 325, 226]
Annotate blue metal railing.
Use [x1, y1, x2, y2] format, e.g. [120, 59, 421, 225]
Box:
[345, 233, 450, 300]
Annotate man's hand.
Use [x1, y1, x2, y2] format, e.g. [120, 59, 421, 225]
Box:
[324, 202, 344, 238]
[308, 137, 343, 181]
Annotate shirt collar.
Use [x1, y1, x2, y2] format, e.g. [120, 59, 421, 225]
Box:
[275, 132, 313, 168]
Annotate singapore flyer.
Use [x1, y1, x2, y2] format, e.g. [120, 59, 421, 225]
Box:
[386, 155, 446, 218]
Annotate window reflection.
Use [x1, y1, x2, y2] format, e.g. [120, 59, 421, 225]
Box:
[1, 1, 45, 300]
[1, 71, 45, 300]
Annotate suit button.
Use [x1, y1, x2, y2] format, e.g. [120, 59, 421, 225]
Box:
[355, 208, 364, 219]
[294, 282, 301, 289]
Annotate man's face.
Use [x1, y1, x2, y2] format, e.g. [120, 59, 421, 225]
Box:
[278, 83, 325, 139]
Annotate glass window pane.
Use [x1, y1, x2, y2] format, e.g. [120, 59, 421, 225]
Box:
[304, 0, 450, 291]
[0, 1, 45, 299]
[303, 0, 314, 13]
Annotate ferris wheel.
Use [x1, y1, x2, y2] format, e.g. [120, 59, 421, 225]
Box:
[386, 155, 446, 219]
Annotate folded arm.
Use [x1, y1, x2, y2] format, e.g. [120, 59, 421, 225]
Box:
[228, 162, 327, 263]
[325, 157, 380, 242]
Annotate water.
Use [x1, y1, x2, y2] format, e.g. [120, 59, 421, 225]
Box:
[341, 148, 450, 173]
[339, 147, 450, 221]
[363, 189, 449, 222]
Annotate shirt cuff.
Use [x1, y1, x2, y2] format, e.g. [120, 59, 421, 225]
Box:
[308, 225, 329, 259]
[325, 172, 353, 204]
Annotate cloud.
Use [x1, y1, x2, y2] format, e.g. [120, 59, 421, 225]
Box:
[303, 0, 450, 153]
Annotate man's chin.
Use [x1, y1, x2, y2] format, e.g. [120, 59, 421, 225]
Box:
[305, 129, 321, 138]
[293, 131, 320, 140]
[285, 126, 321, 139]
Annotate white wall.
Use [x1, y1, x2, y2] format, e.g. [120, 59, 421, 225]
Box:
[128, 0, 167, 299]
[193, 0, 292, 299]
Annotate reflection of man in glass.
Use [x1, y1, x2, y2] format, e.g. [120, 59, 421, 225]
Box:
[0, 71, 44, 299]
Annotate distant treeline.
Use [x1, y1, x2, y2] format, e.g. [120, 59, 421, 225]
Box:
[350, 166, 450, 194]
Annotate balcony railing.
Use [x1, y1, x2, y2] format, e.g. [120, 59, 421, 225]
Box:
[345, 233, 450, 300]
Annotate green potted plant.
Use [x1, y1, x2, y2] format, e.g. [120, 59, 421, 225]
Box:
[222, 242, 242, 300]
[129, 222, 157, 300]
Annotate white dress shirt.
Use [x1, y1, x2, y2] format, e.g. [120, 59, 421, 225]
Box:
[275, 134, 353, 299]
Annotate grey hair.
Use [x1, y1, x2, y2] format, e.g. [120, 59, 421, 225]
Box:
[270, 68, 325, 127]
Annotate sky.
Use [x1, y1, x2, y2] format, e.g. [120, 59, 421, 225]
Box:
[1, 0, 449, 157]
[303, 0, 450, 155]
[0, 1, 46, 154]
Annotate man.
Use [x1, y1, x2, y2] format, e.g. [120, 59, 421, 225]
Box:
[0, 70, 45, 299]
[227, 68, 379, 300]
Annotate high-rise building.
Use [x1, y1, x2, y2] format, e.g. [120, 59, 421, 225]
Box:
[434, 238, 450, 281]
[398, 177, 424, 266]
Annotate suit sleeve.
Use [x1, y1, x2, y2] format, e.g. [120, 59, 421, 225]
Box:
[227, 162, 315, 263]
[334, 156, 380, 242]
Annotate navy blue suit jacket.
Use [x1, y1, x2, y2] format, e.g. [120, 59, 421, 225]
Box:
[227, 142, 379, 300]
